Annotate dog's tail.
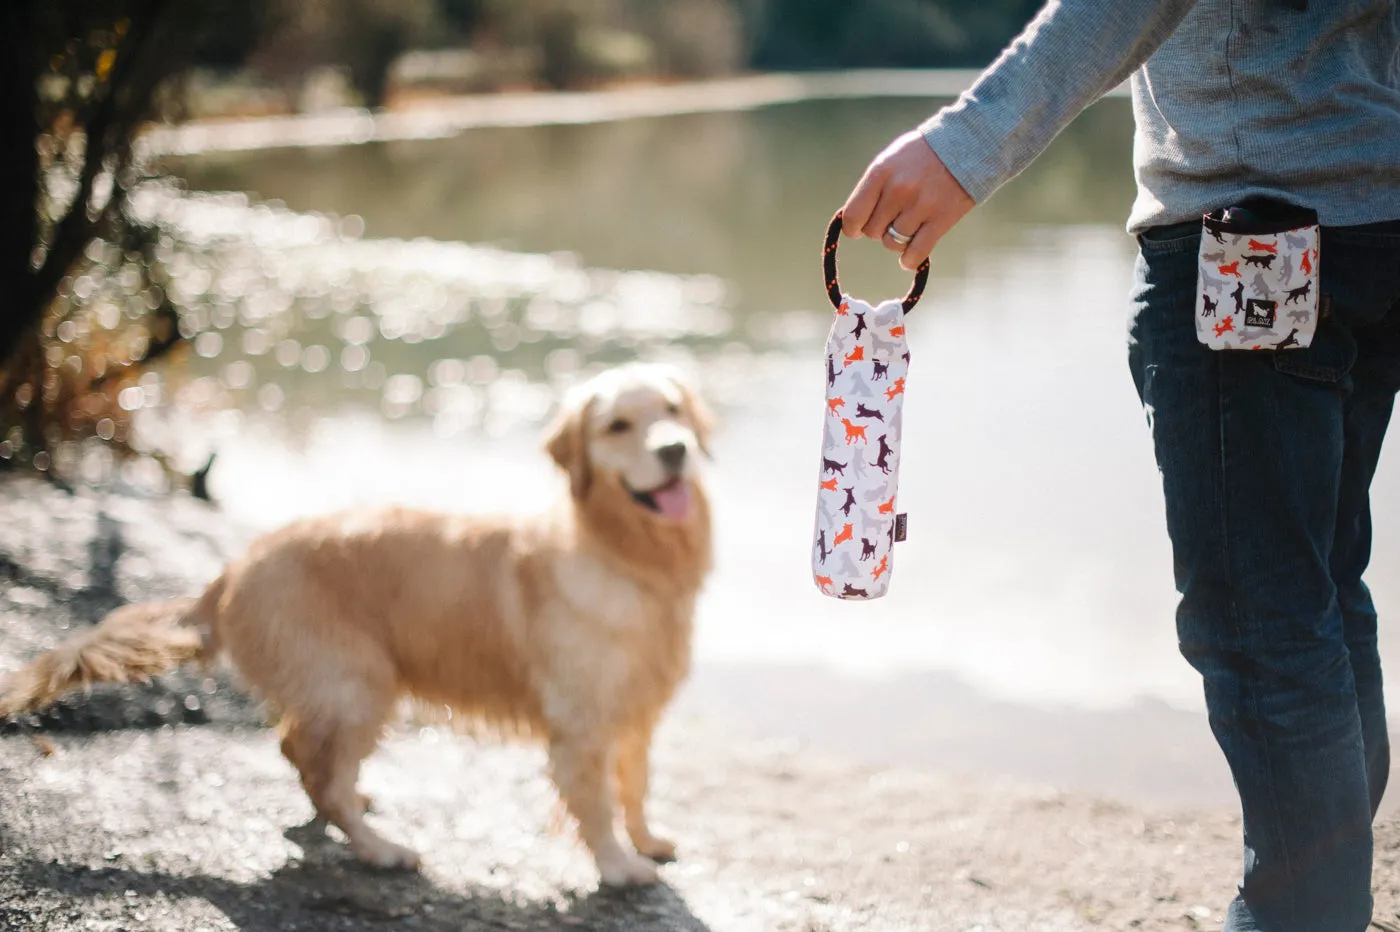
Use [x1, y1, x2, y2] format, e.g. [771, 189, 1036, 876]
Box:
[0, 581, 222, 720]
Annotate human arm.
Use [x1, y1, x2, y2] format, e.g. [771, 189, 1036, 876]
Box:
[843, 0, 1202, 270]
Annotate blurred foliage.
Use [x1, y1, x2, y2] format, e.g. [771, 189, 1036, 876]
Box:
[0, 0, 221, 478]
[209, 0, 1042, 108]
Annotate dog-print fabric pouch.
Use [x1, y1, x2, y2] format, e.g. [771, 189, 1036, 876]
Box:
[1196, 199, 1319, 351]
[812, 211, 928, 601]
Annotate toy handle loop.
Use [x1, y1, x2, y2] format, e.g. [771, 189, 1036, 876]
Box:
[822, 210, 930, 314]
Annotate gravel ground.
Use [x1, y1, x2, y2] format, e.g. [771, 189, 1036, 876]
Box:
[4, 472, 1400, 931]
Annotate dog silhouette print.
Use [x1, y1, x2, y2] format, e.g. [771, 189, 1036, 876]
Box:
[871, 434, 893, 474]
[855, 403, 884, 422]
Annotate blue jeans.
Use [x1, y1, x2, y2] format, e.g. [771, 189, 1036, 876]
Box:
[1129, 218, 1400, 931]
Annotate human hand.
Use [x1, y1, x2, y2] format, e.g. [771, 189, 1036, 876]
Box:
[841, 130, 975, 271]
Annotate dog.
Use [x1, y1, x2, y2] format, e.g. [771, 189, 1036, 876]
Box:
[1285, 280, 1313, 304]
[1202, 294, 1218, 317]
[0, 363, 714, 888]
[855, 403, 884, 422]
[870, 434, 893, 474]
[841, 418, 867, 444]
[1243, 253, 1276, 269]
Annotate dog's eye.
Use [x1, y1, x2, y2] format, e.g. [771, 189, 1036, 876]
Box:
[666, 402, 681, 416]
[607, 418, 632, 434]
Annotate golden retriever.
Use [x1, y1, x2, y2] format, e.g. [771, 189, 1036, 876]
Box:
[0, 362, 714, 886]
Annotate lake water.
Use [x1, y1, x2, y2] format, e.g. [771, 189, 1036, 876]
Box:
[152, 91, 1400, 808]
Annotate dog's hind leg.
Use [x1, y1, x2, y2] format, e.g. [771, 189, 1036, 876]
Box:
[549, 738, 658, 886]
[616, 726, 676, 863]
[279, 698, 418, 870]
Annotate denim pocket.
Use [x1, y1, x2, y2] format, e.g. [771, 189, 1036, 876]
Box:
[1137, 221, 1201, 255]
[1272, 318, 1358, 383]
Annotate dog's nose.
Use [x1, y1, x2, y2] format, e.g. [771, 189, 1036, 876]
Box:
[656, 442, 687, 471]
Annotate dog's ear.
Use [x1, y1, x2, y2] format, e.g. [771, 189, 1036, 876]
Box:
[667, 371, 715, 459]
[544, 392, 594, 499]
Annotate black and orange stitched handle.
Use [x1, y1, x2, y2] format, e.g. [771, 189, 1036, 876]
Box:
[822, 210, 930, 314]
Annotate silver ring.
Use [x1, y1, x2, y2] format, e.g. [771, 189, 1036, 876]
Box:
[885, 225, 913, 246]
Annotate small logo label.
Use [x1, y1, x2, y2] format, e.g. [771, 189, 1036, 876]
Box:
[894, 513, 907, 542]
[1245, 299, 1277, 329]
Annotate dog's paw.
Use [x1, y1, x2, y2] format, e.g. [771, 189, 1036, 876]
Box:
[632, 833, 678, 863]
[597, 852, 660, 887]
[353, 837, 421, 871]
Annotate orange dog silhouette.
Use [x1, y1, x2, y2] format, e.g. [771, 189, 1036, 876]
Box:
[843, 345, 865, 367]
[1300, 249, 1313, 275]
[841, 418, 867, 444]
[889, 325, 905, 338]
[833, 523, 854, 546]
[1214, 316, 1235, 338]
[1248, 239, 1278, 254]
[872, 555, 888, 580]
[1219, 261, 1241, 277]
[837, 300, 850, 317]
[884, 378, 906, 402]
[878, 496, 895, 515]
[814, 574, 834, 592]
[827, 396, 845, 414]
[820, 477, 838, 492]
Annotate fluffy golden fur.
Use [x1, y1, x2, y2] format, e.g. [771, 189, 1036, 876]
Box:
[0, 363, 714, 886]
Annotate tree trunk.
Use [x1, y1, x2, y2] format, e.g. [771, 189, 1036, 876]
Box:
[0, 0, 39, 371]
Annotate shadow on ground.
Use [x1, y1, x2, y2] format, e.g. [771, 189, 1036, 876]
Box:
[5, 839, 710, 931]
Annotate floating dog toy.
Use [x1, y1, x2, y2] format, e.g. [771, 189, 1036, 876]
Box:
[811, 211, 928, 601]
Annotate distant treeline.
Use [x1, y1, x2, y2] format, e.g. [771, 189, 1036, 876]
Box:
[198, 0, 1044, 106]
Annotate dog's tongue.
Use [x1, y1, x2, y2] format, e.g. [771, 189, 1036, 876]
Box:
[651, 480, 692, 520]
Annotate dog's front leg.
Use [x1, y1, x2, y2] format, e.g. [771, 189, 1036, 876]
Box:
[549, 739, 659, 886]
[616, 727, 677, 863]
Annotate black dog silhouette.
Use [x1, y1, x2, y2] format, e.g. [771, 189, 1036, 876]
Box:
[1232, 281, 1246, 314]
[860, 537, 876, 560]
[816, 530, 830, 564]
[871, 434, 893, 474]
[855, 403, 884, 422]
[842, 583, 868, 598]
[826, 354, 838, 388]
[841, 486, 857, 516]
[1285, 280, 1312, 304]
[1202, 294, 1218, 317]
[1243, 253, 1276, 269]
[871, 359, 888, 381]
[1274, 328, 1301, 350]
[851, 313, 867, 340]
[822, 456, 846, 475]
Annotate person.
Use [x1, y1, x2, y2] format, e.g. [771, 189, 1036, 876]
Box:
[840, 2, 1400, 929]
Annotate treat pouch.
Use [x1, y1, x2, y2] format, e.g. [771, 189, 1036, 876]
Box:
[1196, 201, 1320, 351]
[812, 212, 927, 601]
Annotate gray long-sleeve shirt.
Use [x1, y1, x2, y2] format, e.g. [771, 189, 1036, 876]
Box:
[919, 0, 1400, 232]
